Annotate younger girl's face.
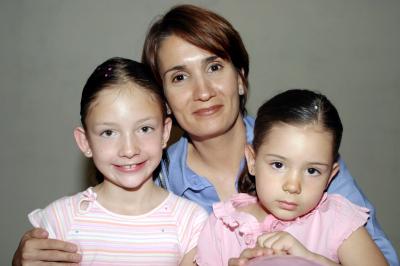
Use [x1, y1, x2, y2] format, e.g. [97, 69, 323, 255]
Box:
[245, 123, 339, 221]
[75, 82, 171, 191]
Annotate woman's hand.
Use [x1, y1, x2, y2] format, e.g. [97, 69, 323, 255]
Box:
[228, 246, 274, 266]
[12, 228, 81, 266]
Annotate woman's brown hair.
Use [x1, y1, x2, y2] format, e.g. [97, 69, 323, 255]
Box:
[141, 4, 250, 115]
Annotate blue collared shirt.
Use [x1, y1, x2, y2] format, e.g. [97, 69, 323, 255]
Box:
[159, 115, 398, 265]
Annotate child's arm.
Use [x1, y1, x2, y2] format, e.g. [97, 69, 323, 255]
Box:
[227, 247, 275, 266]
[257, 231, 341, 266]
[337, 227, 388, 266]
[180, 247, 197, 266]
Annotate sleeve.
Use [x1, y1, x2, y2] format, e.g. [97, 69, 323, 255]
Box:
[328, 158, 399, 266]
[177, 201, 208, 256]
[28, 196, 73, 240]
[331, 195, 369, 245]
[28, 208, 58, 239]
[195, 213, 224, 266]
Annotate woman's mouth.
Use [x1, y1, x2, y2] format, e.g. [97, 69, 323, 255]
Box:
[193, 105, 223, 116]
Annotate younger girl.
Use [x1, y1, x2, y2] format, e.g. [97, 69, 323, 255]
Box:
[28, 57, 207, 265]
[196, 89, 387, 266]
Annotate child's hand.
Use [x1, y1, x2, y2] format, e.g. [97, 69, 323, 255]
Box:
[257, 231, 312, 258]
[228, 246, 274, 266]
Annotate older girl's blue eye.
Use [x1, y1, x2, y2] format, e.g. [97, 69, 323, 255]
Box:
[102, 130, 113, 136]
[272, 162, 283, 169]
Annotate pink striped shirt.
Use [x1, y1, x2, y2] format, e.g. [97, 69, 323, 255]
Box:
[29, 187, 208, 265]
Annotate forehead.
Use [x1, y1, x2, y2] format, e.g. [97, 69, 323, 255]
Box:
[88, 82, 162, 115]
[258, 123, 335, 158]
[158, 35, 213, 61]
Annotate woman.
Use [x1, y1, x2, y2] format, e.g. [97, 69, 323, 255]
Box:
[12, 4, 398, 266]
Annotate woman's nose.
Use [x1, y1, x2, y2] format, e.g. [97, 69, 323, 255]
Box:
[283, 174, 302, 194]
[193, 74, 216, 101]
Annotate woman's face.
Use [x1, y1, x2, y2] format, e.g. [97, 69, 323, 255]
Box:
[157, 35, 244, 141]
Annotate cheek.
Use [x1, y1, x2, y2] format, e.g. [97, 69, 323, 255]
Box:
[303, 181, 327, 203]
[255, 174, 277, 196]
[164, 89, 185, 112]
[145, 135, 165, 154]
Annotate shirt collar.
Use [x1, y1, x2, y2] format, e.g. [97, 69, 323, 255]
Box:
[167, 115, 255, 196]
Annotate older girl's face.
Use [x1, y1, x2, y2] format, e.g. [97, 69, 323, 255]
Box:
[157, 35, 244, 141]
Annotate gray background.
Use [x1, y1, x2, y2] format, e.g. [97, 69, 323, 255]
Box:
[1, 0, 399, 264]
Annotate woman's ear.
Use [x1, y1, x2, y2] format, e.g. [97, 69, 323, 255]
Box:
[162, 117, 172, 149]
[238, 68, 246, 96]
[73, 126, 92, 157]
[327, 162, 340, 186]
[166, 103, 172, 115]
[244, 144, 256, 175]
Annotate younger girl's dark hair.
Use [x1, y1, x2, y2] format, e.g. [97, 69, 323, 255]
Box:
[238, 89, 343, 195]
[80, 57, 167, 183]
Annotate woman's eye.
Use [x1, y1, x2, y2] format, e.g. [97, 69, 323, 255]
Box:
[307, 168, 320, 175]
[208, 63, 223, 72]
[172, 74, 186, 83]
[271, 162, 284, 169]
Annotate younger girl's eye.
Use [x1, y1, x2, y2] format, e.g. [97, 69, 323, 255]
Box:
[307, 168, 321, 176]
[271, 162, 284, 169]
[140, 126, 154, 133]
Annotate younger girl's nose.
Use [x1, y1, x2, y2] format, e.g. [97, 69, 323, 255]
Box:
[283, 175, 302, 194]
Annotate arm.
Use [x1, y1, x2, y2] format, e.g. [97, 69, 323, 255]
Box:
[338, 227, 388, 266]
[257, 231, 340, 266]
[195, 214, 223, 266]
[181, 247, 197, 266]
[328, 158, 399, 265]
[227, 247, 274, 266]
[12, 228, 81, 266]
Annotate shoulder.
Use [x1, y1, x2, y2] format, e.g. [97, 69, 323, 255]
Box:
[167, 193, 208, 220]
[213, 193, 257, 216]
[244, 115, 255, 126]
[323, 194, 369, 222]
[28, 190, 86, 238]
[31, 190, 83, 215]
[166, 136, 188, 159]
[211, 193, 258, 229]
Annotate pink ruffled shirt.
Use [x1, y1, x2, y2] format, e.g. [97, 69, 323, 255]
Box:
[196, 193, 369, 266]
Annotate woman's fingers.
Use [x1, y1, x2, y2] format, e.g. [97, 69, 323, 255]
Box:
[13, 228, 81, 265]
